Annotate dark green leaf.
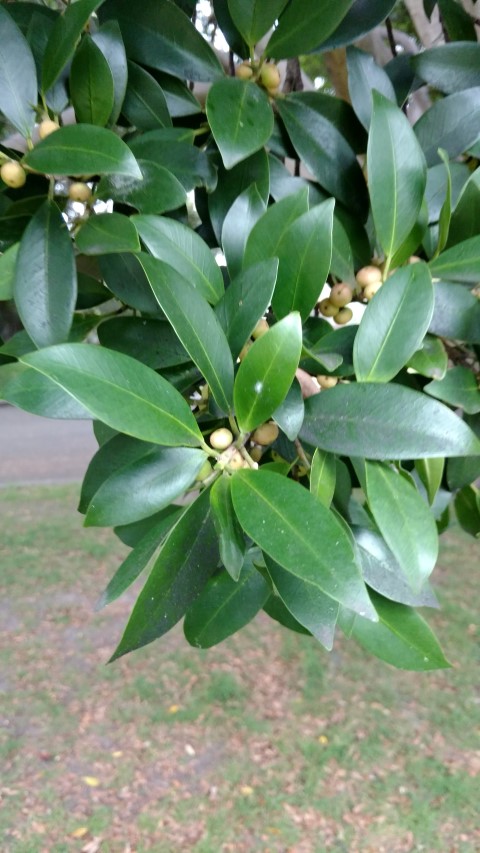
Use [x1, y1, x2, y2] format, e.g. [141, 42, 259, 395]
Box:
[234, 312, 302, 432]
[222, 184, 266, 279]
[414, 88, 480, 166]
[97, 160, 186, 215]
[129, 130, 216, 192]
[230, 469, 376, 618]
[407, 335, 448, 380]
[300, 383, 480, 459]
[111, 487, 219, 659]
[206, 79, 273, 170]
[99, 252, 160, 313]
[0, 6, 37, 138]
[347, 47, 396, 130]
[272, 379, 304, 441]
[434, 150, 452, 257]
[353, 263, 434, 383]
[415, 457, 444, 506]
[213, 0, 249, 57]
[42, 0, 104, 93]
[70, 35, 115, 127]
[454, 485, 480, 537]
[208, 149, 270, 242]
[214, 259, 278, 359]
[97, 317, 190, 369]
[0, 361, 90, 419]
[122, 61, 172, 130]
[79, 433, 152, 514]
[266, 0, 352, 58]
[20, 344, 203, 447]
[310, 448, 336, 508]
[429, 280, 480, 343]
[0, 243, 19, 301]
[244, 188, 309, 269]
[114, 504, 182, 547]
[153, 71, 201, 117]
[24, 125, 142, 179]
[447, 167, 480, 248]
[438, 0, 477, 41]
[311, 0, 397, 52]
[14, 201, 76, 348]
[210, 476, 246, 581]
[413, 44, 480, 94]
[91, 20, 128, 126]
[425, 366, 480, 415]
[447, 415, 480, 489]
[429, 236, 480, 283]
[227, 0, 288, 45]
[76, 213, 140, 256]
[425, 162, 470, 224]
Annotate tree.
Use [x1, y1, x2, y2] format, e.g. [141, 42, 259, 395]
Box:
[0, 0, 479, 671]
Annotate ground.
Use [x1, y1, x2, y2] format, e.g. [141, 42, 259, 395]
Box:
[0, 483, 479, 852]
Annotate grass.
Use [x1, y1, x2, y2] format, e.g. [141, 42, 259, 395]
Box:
[0, 484, 479, 852]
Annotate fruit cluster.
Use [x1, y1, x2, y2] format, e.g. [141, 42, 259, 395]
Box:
[235, 60, 281, 96]
[355, 265, 383, 300]
[317, 281, 354, 323]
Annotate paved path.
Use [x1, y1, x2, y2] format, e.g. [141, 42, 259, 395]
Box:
[0, 405, 97, 485]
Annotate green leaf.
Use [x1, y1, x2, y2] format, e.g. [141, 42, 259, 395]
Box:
[234, 312, 302, 432]
[272, 200, 334, 322]
[447, 415, 480, 489]
[0, 6, 37, 138]
[122, 61, 172, 130]
[408, 335, 448, 380]
[368, 92, 426, 262]
[97, 160, 186, 215]
[230, 469, 376, 618]
[134, 214, 223, 304]
[214, 259, 278, 359]
[429, 236, 480, 283]
[344, 591, 450, 671]
[100, 0, 224, 83]
[99, 252, 160, 313]
[0, 243, 19, 301]
[20, 344, 203, 447]
[70, 34, 115, 127]
[42, 0, 104, 93]
[454, 485, 480, 537]
[79, 433, 152, 514]
[347, 47, 396, 130]
[208, 149, 270, 242]
[413, 44, 480, 94]
[91, 20, 128, 126]
[309, 0, 397, 52]
[0, 361, 90, 419]
[114, 504, 181, 547]
[272, 379, 304, 441]
[97, 317, 189, 369]
[243, 188, 309, 269]
[447, 167, 480, 248]
[154, 71, 201, 118]
[434, 150, 452, 258]
[139, 254, 234, 413]
[300, 383, 480, 459]
[266, 0, 352, 59]
[129, 130, 216, 192]
[425, 366, 480, 415]
[85, 447, 207, 526]
[184, 555, 270, 648]
[263, 595, 311, 634]
[24, 125, 142, 179]
[210, 476, 246, 581]
[415, 457, 445, 506]
[364, 461, 438, 592]
[353, 263, 434, 383]
[75, 213, 140, 256]
[227, 0, 288, 46]
[111, 487, 219, 659]
[310, 448, 336, 508]
[222, 184, 266, 279]
[206, 79, 273, 170]
[425, 162, 470, 224]
[13, 201, 76, 349]
[414, 88, 480, 166]
[429, 280, 480, 343]
[276, 95, 368, 218]
[438, 0, 477, 40]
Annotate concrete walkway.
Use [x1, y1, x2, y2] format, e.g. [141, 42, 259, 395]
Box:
[1, 405, 97, 485]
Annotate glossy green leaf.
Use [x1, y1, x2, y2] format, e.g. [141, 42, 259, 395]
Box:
[208, 149, 270, 242]
[111, 487, 219, 660]
[231, 469, 376, 618]
[76, 213, 140, 256]
[353, 263, 434, 383]
[264, 555, 338, 650]
[454, 486, 480, 538]
[122, 61, 172, 130]
[0, 243, 19, 301]
[91, 20, 128, 126]
[344, 591, 450, 671]
[429, 280, 480, 343]
[227, 0, 288, 45]
[438, 0, 477, 40]
[272, 379, 304, 441]
[263, 595, 311, 635]
[425, 367, 480, 415]
[24, 125, 142, 179]
[20, 344, 203, 447]
[214, 259, 278, 359]
[244, 188, 309, 271]
[99, 0, 224, 82]
[0, 361, 90, 419]
[425, 162, 470, 224]
[347, 47, 396, 130]
[447, 167, 480, 248]
[85, 447, 207, 526]
[97, 317, 189, 369]
[206, 79, 273, 170]
[13, 201, 76, 349]
[70, 35, 114, 127]
[266, 0, 352, 58]
[134, 214, 223, 304]
[434, 149, 452, 258]
[99, 252, 160, 314]
[429, 236, 480, 283]
[272, 200, 334, 322]
[97, 160, 186, 215]
[234, 313, 302, 432]
[413, 44, 480, 94]
[129, 130, 216, 192]
[300, 383, 480, 459]
[154, 71, 201, 117]
[184, 556, 270, 648]
[222, 184, 266, 279]
[408, 335, 448, 380]
[276, 95, 368, 218]
[0, 6, 37, 138]
[310, 0, 397, 52]
[42, 0, 104, 93]
[139, 254, 234, 413]
[79, 433, 153, 514]
[368, 92, 426, 261]
[114, 504, 182, 547]
[414, 88, 480, 166]
[210, 476, 246, 581]
[415, 457, 445, 506]
[310, 448, 336, 508]
[364, 461, 438, 592]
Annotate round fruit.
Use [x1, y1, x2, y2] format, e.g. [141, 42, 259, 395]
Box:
[38, 118, 60, 139]
[329, 282, 353, 308]
[318, 298, 339, 318]
[335, 307, 353, 325]
[1, 161, 26, 188]
[356, 265, 382, 288]
[236, 62, 253, 80]
[252, 318, 269, 339]
[68, 181, 92, 203]
[252, 422, 279, 446]
[228, 450, 245, 470]
[249, 445, 263, 463]
[316, 375, 338, 389]
[260, 62, 281, 92]
[408, 255, 421, 264]
[363, 281, 382, 301]
[196, 460, 213, 482]
[209, 427, 233, 450]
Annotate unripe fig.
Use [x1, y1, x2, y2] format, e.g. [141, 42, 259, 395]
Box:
[236, 62, 253, 80]
[252, 318, 269, 339]
[252, 421, 279, 446]
[335, 307, 353, 325]
[68, 181, 92, 203]
[363, 281, 382, 301]
[228, 450, 245, 470]
[316, 375, 338, 389]
[196, 460, 213, 482]
[249, 445, 263, 462]
[318, 298, 339, 318]
[238, 341, 252, 361]
[356, 265, 382, 288]
[38, 118, 60, 139]
[210, 427, 233, 450]
[260, 62, 281, 93]
[1, 161, 26, 188]
[329, 282, 353, 308]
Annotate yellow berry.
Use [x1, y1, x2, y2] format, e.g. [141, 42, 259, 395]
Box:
[252, 318, 269, 339]
[68, 182, 92, 203]
[318, 298, 339, 318]
[335, 307, 353, 325]
[316, 375, 338, 389]
[38, 118, 60, 139]
[228, 450, 245, 470]
[329, 282, 353, 308]
[1, 161, 26, 188]
[259, 63, 281, 93]
[356, 265, 382, 288]
[252, 422, 279, 446]
[209, 428, 233, 450]
[235, 62, 253, 80]
[363, 281, 382, 301]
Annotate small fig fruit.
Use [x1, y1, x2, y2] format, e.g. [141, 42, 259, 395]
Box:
[318, 298, 339, 318]
[329, 282, 353, 308]
[209, 428, 233, 450]
[68, 182, 92, 203]
[316, 375, 338, 389]
[356, 265, 382, 288]
[252, 318, 269, 339]
[1, 161, 26, 188]
[38, 119, 60, 139]
[252, 422, 279, 446]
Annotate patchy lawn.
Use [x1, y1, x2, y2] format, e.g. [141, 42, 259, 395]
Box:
[0, 484, 479, 852]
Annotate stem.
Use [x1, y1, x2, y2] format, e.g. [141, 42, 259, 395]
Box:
[382, 255, 392, 281]
[294, 438, 311, 471]
[237, 444, 258, 469]
[385, 17, 398, 58]
[228, 413, 240, 438]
